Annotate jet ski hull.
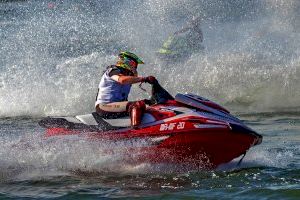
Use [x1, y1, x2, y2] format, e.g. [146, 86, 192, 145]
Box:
[42, 112, 262, 169]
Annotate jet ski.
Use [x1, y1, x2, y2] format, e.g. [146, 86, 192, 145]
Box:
[39, 79, 262, 169]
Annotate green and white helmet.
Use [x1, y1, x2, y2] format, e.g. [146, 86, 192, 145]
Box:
[119, 51, 144, 64]
[116, 51, 144, 72]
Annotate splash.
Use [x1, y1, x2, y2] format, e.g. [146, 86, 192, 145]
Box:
[0, 130, 214, 181]
[0, 131, 151, 181]
[1, 0, 300, 117]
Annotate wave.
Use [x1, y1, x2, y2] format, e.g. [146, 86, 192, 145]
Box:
[0, 0, 300, 117]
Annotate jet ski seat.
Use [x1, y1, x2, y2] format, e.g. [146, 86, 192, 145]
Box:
[95, 113, 156, 127]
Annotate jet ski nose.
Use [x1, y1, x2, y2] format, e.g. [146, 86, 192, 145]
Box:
[229, 123, 263, 146]
[255, 133, 263, 145]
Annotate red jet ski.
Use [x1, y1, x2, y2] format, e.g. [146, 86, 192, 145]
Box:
[39, 79, 262, 169]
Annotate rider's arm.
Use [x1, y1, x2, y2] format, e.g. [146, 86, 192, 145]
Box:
[111, 74, 144, 85]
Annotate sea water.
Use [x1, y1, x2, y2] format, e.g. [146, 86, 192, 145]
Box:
[0, 0, 299, 199]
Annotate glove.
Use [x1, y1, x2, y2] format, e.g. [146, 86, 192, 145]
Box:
[142, 76, 157, 84]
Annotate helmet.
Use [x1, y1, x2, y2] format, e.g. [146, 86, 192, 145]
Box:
[119, 51, 144, 64]
[116, 51, 144, 72]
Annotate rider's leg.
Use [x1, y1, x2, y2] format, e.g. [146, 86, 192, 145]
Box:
[96, 101, 146, 128]
[96, 101, 128, 119]
[126, 100, 146, 129]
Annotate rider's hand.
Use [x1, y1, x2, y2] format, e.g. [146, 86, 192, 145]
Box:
[142, 76, 157, 84]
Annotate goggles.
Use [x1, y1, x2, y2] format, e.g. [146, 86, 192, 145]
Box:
[123, 57, 138, 68]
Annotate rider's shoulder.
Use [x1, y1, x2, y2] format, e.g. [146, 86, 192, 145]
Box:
[106, 65, 122, 77]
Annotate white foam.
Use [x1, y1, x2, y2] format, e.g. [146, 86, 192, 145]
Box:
[1, 0, 300, 117]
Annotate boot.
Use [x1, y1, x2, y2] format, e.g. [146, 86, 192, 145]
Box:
[127, 100, 146, 129]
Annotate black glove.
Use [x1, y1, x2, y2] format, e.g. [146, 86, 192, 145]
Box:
[143, 76, 157, 84]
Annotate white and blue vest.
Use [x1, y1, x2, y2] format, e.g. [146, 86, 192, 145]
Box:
[95, 66, 131, 106]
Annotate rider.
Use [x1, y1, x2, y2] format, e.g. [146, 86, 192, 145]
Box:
[158, 16, 204, 62]
[95, 51, 156, 128]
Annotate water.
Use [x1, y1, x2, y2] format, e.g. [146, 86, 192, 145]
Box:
[1, 0, 300, 199]
[0, 115, 299, 199]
